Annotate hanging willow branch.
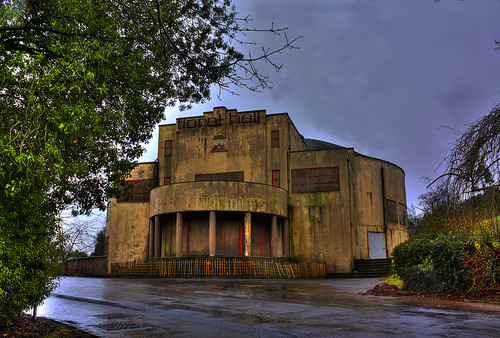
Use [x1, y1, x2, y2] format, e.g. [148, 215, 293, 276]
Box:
[430, 104, 500, 199]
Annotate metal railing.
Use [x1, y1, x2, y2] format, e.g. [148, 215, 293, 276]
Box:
[111, 257, 326, 279]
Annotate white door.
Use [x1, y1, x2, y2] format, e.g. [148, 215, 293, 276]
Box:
[368, 232, 386, 259]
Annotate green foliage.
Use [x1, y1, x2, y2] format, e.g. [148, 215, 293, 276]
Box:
[0, 189, 62, 326]
[385, 274, 404, 289]
[393, 235, 470, 295]
[91, 228, 106, 256]
[1, 0, 298, 326]
[68, 251, 88, 258]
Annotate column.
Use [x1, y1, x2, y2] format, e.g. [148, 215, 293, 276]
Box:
[209, 211, 216, 257]
[271, 215, 278, 257]
[148, 218, 154, 259]
[244, 212, 252, 256]
[154, 215, 161, 258]
[283, 219, 289, 258]
[176, 212, 183, 257]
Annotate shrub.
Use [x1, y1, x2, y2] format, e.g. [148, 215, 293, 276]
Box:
[392, 235, 470, 295]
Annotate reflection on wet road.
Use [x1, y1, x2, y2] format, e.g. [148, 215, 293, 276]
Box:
[38, 277, 500, 337]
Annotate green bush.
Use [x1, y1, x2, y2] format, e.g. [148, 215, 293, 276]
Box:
[392, 235, 470, 295]
[0, 192, 62, 326]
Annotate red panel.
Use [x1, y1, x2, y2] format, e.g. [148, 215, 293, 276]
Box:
[239, 221, 243, 257]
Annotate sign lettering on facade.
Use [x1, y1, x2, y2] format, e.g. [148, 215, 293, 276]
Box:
[177, 112, 260, 130]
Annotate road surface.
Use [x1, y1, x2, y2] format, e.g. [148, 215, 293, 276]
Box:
[38, 277, 500, 337]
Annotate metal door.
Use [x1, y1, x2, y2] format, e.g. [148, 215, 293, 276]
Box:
[368, 232, 386, 259]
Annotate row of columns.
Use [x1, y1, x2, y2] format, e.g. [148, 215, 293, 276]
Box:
[149, 212, 289, 258]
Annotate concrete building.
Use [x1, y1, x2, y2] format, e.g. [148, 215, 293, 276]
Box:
[106, 107, 409, 276]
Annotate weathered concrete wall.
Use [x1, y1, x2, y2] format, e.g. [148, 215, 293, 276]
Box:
[150, 181, 288, 217]
[353, 155, 408, 258]
[106, 198, 150, 273]
[66, 256, 108, 277]
[127, 162, 157, 180]
[159, 107, 268, 185]
[106, 107, 409, 275]
[289, 149, 353, 274]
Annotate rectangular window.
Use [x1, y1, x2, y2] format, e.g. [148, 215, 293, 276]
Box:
[271, 130, 279, 148]
[117, 179, 156, 202]
[398, 202, 407, 226]
[164, 177, 171, 185]
[164, 140, 172, 156]
[195, 171, 244, 182]
[385, 199, 398, 223]
[272, 170, 280, 187]
[291, 166, 340, 193]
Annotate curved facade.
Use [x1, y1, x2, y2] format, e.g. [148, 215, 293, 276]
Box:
[106, 107, 409, 275]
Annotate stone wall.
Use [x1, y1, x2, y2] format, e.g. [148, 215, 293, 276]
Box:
[66, 256, 108, 277]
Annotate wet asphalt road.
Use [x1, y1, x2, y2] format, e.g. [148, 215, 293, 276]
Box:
[38, 277, 500, 337]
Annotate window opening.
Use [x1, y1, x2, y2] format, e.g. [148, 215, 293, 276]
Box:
[385, 199, 398, 223]
[271, 130, 279, 148]
[291, 166, 340, 193]
[195, 171, 244, 182]
[164, 140, 172, 156]
[272, 170, 280, 187]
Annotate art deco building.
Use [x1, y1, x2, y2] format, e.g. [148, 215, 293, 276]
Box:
[106, 107, 409, 275]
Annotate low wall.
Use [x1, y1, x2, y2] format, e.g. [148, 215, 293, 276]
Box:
[66, 256, 108, 277]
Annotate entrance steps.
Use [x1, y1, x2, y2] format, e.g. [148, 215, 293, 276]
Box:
[353, 258, 392, 278]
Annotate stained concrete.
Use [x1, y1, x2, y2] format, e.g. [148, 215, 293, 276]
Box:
[38, 277, 500, 337]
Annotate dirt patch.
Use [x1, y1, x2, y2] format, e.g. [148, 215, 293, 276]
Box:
[0, 314, 94, 337]
[360, 282, 403, 297]
[361, 282, 500, 305]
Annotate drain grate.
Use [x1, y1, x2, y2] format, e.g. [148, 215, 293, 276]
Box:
[94, 322, 147, 331]
[94, 313, 138, 320]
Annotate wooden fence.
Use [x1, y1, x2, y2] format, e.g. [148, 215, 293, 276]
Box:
[111, 257, 326, 279]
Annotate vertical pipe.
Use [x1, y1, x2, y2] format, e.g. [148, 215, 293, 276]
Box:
[381, 167, 388, 258]
[176, 212, 183, 257]
[148, 218, 154, 259]
[271, 215, 277, 257]
[154, 215, 161, 258]
[209, 211, 216, 256]
[244, 212, 252, 257]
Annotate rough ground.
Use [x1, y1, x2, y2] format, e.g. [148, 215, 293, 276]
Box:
[361, 282, 403, 296]
[362, 282, 500, 304]
[0, 314, 94, 337]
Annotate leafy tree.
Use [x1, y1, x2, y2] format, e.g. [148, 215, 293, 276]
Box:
[91, 228, 106, 257]
[0, 0, 300, 325]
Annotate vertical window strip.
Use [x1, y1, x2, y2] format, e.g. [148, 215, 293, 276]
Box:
[271, 130, 280, 148]
[164, 139, 172, 156]
[272, 170, 280, 187]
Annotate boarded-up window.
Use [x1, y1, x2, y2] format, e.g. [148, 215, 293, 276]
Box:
[164, 177, 171, 185]
[118, 179, 156, 202]
[164, 140, 172, 156]
[271, 130, 279, 148]
[398, 202, 407, 226]
[385, 199, 398, 223]
[291, 166, 340, 193]
[195, 171, 244, 182]
[272, 170, 280, 187]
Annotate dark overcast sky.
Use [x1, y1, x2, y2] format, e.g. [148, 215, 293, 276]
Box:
[140, 0, 500, 209]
